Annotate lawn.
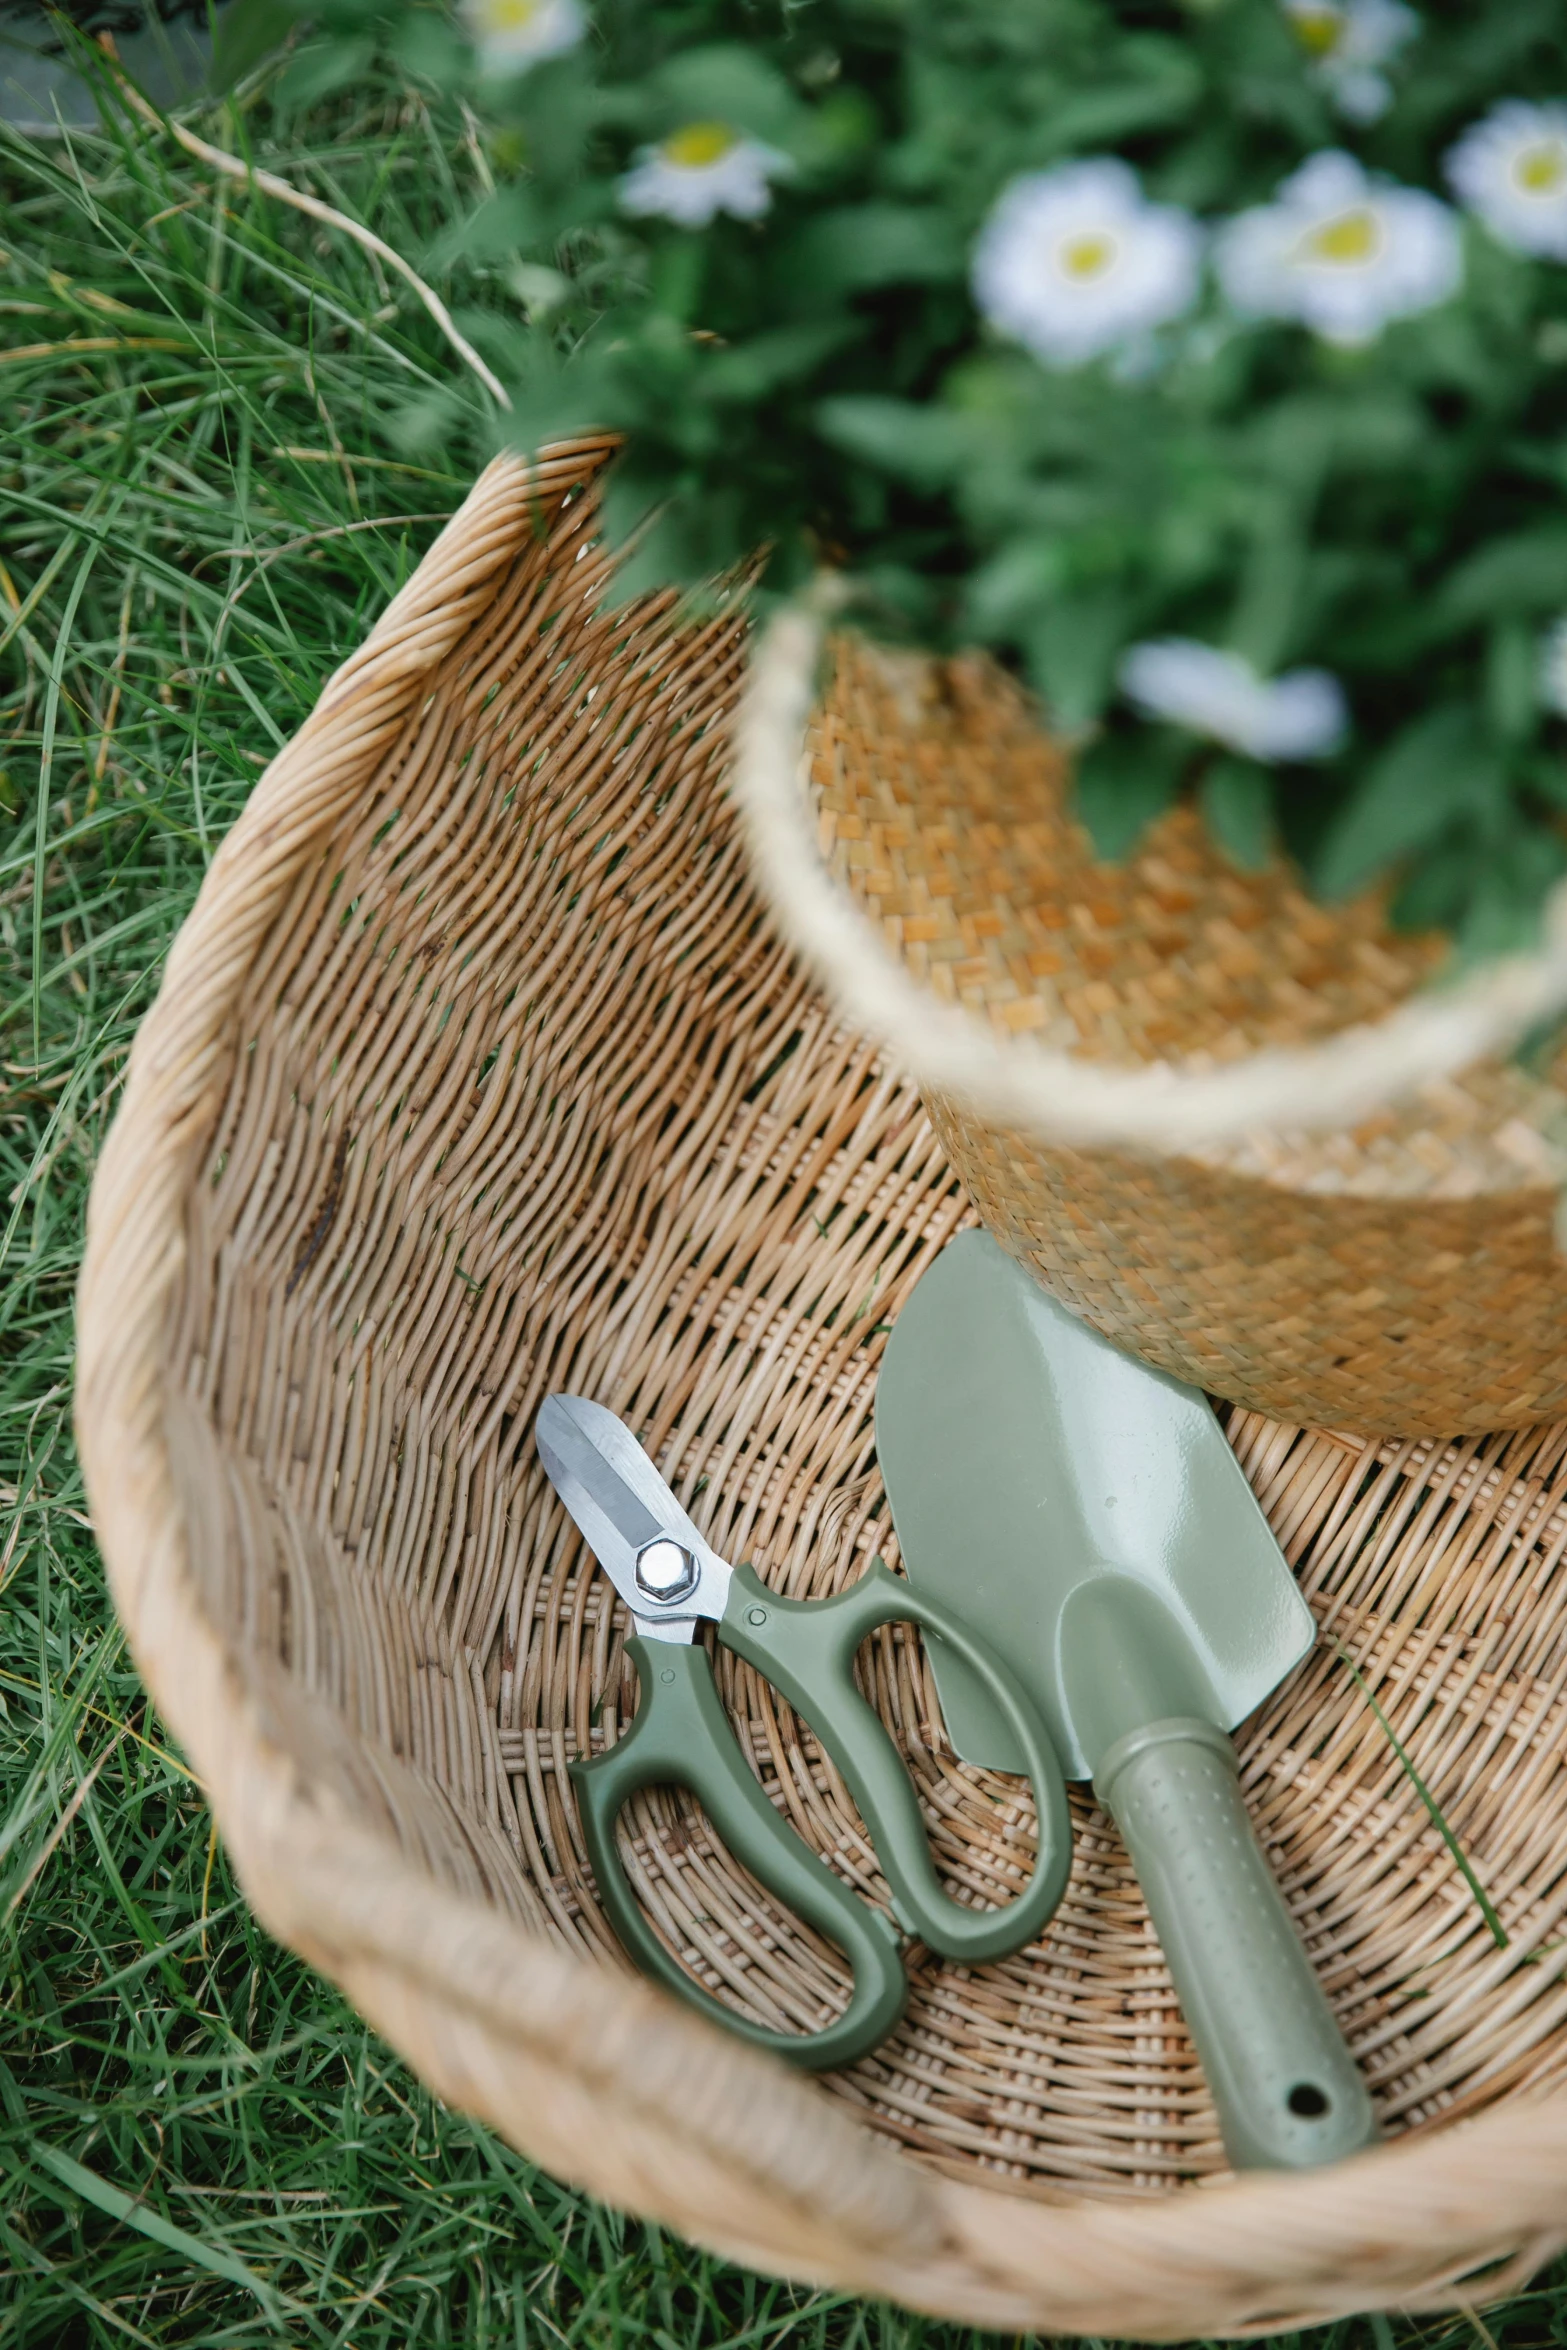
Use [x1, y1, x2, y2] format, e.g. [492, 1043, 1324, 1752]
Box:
[0, 45, 1560, 2349]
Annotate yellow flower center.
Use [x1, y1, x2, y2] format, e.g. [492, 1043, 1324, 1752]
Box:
[663, 122, 738, 170]
[1305, 207, 1382, 266]
[484, 0, 543, 28]
[1517, 140, 1567, 196]
[1290, 5, 1345, 57]
[1059, 231, 1117, 280]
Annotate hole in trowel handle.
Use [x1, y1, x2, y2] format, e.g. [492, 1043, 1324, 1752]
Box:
[1287, 2082, 1331, 2119]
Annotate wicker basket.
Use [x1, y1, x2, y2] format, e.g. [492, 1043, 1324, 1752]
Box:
[734, 621, 1567, 1437]
[77, 441, 1567, 2335]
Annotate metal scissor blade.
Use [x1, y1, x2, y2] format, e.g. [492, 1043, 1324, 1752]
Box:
[535, 1395, 733, 1641]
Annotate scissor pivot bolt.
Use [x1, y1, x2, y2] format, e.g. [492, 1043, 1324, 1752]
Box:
[747, 1607, 768, 1626]
[635, 1537, 697, 1603]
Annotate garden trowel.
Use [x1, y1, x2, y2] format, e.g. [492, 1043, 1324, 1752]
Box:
[875, 1230, 1377, 2172]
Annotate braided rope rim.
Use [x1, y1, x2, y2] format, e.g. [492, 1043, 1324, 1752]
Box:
[73, 443, 1567, 2334]
[733, 591, 1567, 1154]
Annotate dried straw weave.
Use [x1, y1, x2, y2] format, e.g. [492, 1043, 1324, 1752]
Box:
[77, 441, 1567, 2334]
[798, 642, 1567, 1435]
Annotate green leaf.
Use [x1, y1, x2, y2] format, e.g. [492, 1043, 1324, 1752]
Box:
[1486, 619, 1542, 743]
[650, 45, 801, 144]
[649, 235, 706, 324]
[507, 262, 569, 320]
[1438, 529, 1567, 627]
[1252, 393, 1422, 479]
[390, 387, 472, 456]
[1229, 520, 1307, 678]
[1026, 44, 1202, 156]
[209, 0, 298, 90]
[781, 206, 964, 299]
[490, 338, 609, 456]
[388, 10, 467, 87]
[845, 562, 946, 639]
[426, 186, 543, 268]
[597, 486, 753, 602]
[1024, 588, 1129, 732]
[814, 396, 972, 486]
[1201, 757, 1274, 872]
[1315, 706, 1501, 901]
[964, 537, 1069, 640]
[1523, 742, 1567, 809]
[1390, 839, 1474, 934]
[1073, 728, 1187, 861]
[704, 321, 863, 403]
[796, 86, 879, 170]
[277, 35, 375, 110]
[1454, 827, 1567, 963]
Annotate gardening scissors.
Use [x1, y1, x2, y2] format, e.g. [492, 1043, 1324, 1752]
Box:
[536, 1394, 1071, 2069]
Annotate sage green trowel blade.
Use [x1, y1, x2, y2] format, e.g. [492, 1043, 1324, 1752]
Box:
[875, 1232, 1313, 1781]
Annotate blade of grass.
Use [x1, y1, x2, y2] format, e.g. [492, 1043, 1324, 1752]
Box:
[31, 531, 104, 1068]
[1, 1720, 125, 1927]
[27, 2141, 283, 2315]
[107, 55, 512, 412]
[1332, 1632, 1508, 1949]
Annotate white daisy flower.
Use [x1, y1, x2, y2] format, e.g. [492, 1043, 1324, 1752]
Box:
[1541, 617, 1567, 717]
[1281, 0, 1418, 126]
[618, 123, 792, 229]
[1448, 101, 1567, 261]
[1215, 150, 1461, 345]
[1120, 640, 1349, 762]
[461, 0, 584, 77]
[971, 159, 1203, 370]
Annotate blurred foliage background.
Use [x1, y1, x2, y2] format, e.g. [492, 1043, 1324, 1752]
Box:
[203, 0, 1567, 949]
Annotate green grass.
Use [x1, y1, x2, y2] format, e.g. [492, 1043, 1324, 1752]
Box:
[0, 44, 1563, 2349]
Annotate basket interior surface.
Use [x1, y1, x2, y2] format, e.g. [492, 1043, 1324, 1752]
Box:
[159, 473, 1567, 2206]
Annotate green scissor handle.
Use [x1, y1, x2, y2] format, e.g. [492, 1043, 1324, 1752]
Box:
[720, 1560, 1072, 1964]
[571, 1638, 908, 2071]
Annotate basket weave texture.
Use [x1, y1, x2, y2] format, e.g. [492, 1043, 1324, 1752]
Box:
[806, 644, 1567, 1435]
[76, 443, 1567, 2335]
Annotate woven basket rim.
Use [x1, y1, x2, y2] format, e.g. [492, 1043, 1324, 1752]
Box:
[733, 591, 1567, 1157]
[72, 440, 1567, 2335]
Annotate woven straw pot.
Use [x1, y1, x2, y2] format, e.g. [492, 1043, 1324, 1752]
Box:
[77, 440, 1567, 2335]
[734, 612, 1567, 1437]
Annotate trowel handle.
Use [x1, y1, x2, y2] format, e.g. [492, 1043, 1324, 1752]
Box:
[1096, 1718, 1378, 2172]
